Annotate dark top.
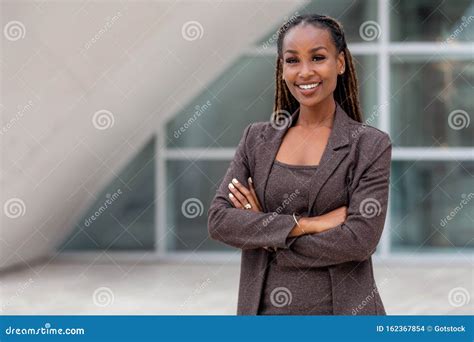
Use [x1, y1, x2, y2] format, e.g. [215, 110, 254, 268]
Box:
[257, 159, 333, 315]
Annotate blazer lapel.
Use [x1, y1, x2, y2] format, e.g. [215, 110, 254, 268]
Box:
[306, 103, 350, 215]
[255, 102, 351, 215]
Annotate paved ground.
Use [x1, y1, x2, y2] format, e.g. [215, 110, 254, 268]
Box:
[0, 258, 472, 315]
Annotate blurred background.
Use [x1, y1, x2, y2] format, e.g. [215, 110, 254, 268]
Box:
[1, 0, 472, 315]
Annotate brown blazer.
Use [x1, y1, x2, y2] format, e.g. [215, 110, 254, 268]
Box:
[207, 102, 392, 315]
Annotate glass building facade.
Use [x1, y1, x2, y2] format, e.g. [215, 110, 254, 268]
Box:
[61, 0, 473, 258]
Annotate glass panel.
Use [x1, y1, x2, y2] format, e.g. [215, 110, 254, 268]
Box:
[390, 161, 474, 253]
[167, 55, 379, 149]
[166, 56, 276, 148]
[355, 55, 380, 127]
[257, 0, 379, 45]
[60, 138, 155, 251]
[390, 56, 473, 147]
[390, 0, 474, 42]
[166, 159, 234, 252]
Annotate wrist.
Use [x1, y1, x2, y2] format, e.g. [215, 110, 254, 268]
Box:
[298, 217, 312, 235]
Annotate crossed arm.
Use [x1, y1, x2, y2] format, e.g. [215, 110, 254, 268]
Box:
[225, 172, 348, 250]
[207, 123, 392, 267]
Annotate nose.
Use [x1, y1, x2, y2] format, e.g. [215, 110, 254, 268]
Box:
[298, 60, 315, 78]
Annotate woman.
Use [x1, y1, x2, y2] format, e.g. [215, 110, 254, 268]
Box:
[208, 14, 392, 315]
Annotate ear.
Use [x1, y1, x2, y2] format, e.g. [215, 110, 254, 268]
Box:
[336, 51, 345, 73]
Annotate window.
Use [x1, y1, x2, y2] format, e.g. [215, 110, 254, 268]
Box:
[391, 161, 474, 252]
[60, 138, 155, 251]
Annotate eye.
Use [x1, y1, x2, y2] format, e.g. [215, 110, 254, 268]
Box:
[285, 56, 325, 64]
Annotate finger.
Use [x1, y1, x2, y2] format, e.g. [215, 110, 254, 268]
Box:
[228, 192, 243, 208]
[228, 179, 252, 209]
[248, 177, 263, 211]
[228, 182, 248, 207]
[231, 178, 259, 210]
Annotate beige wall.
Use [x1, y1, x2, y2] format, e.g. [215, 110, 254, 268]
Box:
[0, 0, 304, 270]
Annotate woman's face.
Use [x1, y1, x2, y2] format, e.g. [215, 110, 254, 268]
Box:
[281, 24, 345, 108]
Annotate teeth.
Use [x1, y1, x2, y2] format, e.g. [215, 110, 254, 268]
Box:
[297, 82, 320, 90]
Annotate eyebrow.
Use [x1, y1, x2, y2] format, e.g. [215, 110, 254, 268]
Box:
[284, 46, 328, 54]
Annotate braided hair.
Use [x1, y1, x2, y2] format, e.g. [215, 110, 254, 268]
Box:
[274, 14, 362, 123]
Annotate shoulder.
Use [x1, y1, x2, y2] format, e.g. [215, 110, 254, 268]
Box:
[346, 117, 392, 151]
[246, 121, 269, 132]
[241, 121, 270, 143]
[343, 116, 392, 168]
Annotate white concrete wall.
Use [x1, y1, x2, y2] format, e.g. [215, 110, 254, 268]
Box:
[0, 0, 304, 270]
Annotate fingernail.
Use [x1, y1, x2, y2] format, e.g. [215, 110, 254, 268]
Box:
[228, 183, 235, 189]
[229, 193, 234, 198]
[248, 177, 253, 183]
[232, 178, 238, 184]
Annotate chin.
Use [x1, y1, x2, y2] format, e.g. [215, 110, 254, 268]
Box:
[289, 88, 330, 108]
[295, 96, 325, 108]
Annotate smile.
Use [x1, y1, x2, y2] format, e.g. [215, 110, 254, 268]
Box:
[296, 82, 321, 90]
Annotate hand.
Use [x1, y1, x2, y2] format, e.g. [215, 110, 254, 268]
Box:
[227, 177, 263, 212]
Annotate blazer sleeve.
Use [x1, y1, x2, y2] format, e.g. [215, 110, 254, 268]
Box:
[207, 123, 297, 250]
[275, 133, 392, 268]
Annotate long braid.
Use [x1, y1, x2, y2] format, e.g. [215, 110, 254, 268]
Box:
[273, 14, 362, 123]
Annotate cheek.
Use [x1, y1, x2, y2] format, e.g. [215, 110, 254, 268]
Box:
[319, 61, 337, 80]
[282, 68, 296, 80]
[323, 72, 339, 92]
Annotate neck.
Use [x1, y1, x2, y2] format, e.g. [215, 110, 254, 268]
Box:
[296, 96, 336, 128]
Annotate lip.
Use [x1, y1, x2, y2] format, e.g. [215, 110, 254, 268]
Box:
[295, 81, 322, 96]
[295, 81, 322, 86]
